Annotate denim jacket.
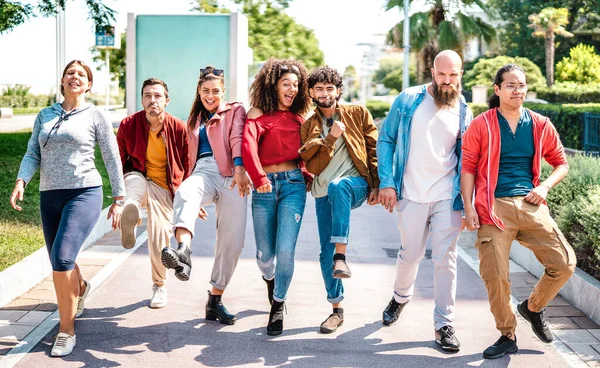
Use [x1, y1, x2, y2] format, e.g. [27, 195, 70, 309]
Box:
[376, 84, 473, 211]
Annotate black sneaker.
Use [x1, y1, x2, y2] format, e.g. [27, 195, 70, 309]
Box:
[483, 335, 518, 359]
[435, 325, 460, 351]
[382, 298, 408, 326]
[517, 299, 553, 343]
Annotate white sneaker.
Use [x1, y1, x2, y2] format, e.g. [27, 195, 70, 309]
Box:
[51, 333, 76, 357]
[150, 285, 167, 308]
[76, 280, 90, 318]
[121, 202, 141, 249]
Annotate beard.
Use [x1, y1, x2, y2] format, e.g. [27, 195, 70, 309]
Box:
[432, 79, 461, 107]
[312, 96, 336, 109]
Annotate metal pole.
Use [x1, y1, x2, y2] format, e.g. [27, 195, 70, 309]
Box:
[105, 49, 110, 111]
[402, 0, 411, 91]
[55, 2, 65, 103]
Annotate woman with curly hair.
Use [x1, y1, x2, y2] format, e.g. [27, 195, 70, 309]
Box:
[242, 58, 312, 336]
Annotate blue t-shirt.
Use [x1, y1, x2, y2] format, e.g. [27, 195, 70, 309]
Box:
[197, 112, 243, 167]
[495, 109, 535, 198]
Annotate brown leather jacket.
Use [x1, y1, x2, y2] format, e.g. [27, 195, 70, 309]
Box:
[299, 104, 379, 190]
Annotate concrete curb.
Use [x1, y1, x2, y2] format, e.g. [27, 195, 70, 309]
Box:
[0, 206, 112, 308]
[510, 241, 600, 326]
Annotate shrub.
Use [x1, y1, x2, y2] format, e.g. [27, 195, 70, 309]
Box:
[463, 56, 545, 93]
[2, 84, 31, 97]
[555, 44, 600, 85]
[366, 100, 391, 119]
[0, 95, 54, 108]
[535, 82, 600, 103]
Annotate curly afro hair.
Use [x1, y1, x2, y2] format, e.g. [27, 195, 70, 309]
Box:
[249, 58, 311, 116]
[307, 66, 343, 90]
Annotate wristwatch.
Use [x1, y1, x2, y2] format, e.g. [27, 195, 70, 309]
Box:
[113, 199, 125, 206]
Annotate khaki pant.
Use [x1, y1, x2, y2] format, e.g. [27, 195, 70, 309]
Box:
[125, 172, 173, 287]
[476, 196, 576, 336]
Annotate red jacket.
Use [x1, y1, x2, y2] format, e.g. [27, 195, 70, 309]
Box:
[117, 110, 191, 197]
[461, 108, 568, 229]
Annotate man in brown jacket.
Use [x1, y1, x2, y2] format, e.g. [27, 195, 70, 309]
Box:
[299, 66, 379, 334]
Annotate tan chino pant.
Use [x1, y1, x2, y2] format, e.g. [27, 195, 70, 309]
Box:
[476, 196, 576, 336]
[125, 172, 173, 287]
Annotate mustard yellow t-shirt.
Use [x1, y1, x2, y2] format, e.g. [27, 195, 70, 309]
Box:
[145, 130, 169, 190]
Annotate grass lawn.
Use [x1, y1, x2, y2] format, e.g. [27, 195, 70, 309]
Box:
[13, 107, 45, 115]
[0, 131, 113, 272]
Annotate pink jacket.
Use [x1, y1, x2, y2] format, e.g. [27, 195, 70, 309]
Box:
[187, 102, 247, 177]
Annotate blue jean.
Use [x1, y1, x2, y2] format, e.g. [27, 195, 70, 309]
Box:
[315, 176, 368, 303]
[252, 168, 306, 302]
[40, 186, 103, 271]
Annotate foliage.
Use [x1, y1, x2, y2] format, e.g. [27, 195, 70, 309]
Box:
[536, 82, 600, 103]
[2, 84, 31, 97]
[555, 44, 600, 84]
[541, 155, 600, 280]
[373, 55, 417, 93]
[190, 0, 230, 13]
[385, 0, 496, 83]
[90, 33, 127, 90]
[0, 131, 113, 271]
[366, 100, 391, 119]
[342, 65, 359, 101]
[191, 0, 324, 70]
[0, 0, 116, 34]
[0, 94, 54, 108]
[462, 55, 545, 93]
[487, 0, 600, 79]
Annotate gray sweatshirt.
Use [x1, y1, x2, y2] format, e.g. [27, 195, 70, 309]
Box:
[17, 103, 126, 197]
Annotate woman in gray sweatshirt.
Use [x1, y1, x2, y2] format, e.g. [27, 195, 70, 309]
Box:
[9, 60, 126, 357]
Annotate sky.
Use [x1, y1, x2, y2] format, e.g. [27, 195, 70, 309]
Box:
[0, 0, 401, 94]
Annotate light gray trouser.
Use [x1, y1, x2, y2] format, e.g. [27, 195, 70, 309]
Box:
[172, 157, 247, 290]
[394, 198, 462, 330]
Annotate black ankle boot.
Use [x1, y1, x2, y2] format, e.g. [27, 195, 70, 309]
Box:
[205, 290, 236, 325]
[267, 300, 285, 336]
[262, 276, 274, 305]
[161, 242, 192, 281]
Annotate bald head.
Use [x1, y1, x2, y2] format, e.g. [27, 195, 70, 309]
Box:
[434, 50, 463, 70]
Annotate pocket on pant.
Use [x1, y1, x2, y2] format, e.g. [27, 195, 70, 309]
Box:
[287, 170, 305, 184]
[475, 236, 500, 281]
[553, 227, 577, 268]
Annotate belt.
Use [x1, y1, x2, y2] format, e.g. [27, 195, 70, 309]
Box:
[198, 152, 214, 159]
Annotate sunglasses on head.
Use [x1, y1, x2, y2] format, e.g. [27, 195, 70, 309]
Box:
[280, 64, 300, 74]
[200, 68, 224, 77]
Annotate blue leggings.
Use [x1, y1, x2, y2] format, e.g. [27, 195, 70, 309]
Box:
[40, 186, 102, 271]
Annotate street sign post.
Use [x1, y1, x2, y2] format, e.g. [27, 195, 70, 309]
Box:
[95, 25, 121, 110]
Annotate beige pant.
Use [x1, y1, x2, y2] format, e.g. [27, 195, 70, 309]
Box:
[476, 196, 576, 336]
[125, 172, 173, 287]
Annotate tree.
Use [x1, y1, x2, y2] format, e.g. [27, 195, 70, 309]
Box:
[555, 43, 600, 84]
[342, 65, 359, 101]
[90, 33, 126, 90]
[0, 0, 116, 34]
[385, 0, 496, 83]
[529, 7, 574, 86]
[191, 0, 324, 70]
[462, 55, 546, 93]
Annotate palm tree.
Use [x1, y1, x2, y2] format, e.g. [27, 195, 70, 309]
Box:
[528, 7, 574, 87]
[385, 0, 496, 83]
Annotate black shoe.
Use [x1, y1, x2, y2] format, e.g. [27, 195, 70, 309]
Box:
[205, 290, 236, 325]
[435, 325, 461, 351]
[267, 300, 285, 336]
[382, 298, 408, 326]
[517, 299, 553, 343]
[161, 242, 192, 281]
[483, 335, 518, 359]
[263, 276, 274, 305]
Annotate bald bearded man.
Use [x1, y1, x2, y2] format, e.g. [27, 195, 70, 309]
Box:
[376, 50, 473, 351]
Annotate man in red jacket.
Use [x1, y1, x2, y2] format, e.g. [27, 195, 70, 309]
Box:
[461, 64, 576, 359]
[117, 78, 190, 309]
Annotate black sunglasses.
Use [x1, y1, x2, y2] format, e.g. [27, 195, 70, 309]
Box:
[200, 68, 224, 77]
[326, 117, 334, 127]
[280, 64, 300, 74]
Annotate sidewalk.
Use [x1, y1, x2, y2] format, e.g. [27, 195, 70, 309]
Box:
[0, 197, 599, 367]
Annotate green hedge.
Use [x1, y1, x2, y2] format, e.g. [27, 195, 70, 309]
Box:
[542, 155, 600, 280]
[366, 100, 391, 119]
[468, 103, 600, 150]
[536, 83, 600, 104]
[0, 95, 54, 109]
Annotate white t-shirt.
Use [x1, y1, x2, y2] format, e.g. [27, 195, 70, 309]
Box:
[401, 91, 460, 203]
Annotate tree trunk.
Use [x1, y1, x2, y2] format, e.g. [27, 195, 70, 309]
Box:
[545, 31, 555, 87]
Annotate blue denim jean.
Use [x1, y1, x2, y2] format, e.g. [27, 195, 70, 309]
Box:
[315, 176, 368, 303]
[252, 168, 306, 302]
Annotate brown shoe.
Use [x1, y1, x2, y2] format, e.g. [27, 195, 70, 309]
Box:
[333, 260, 352, 279]
[320, 313, 344, 334]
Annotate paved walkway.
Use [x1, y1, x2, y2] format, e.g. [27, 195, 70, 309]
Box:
[1, 197, 599, 367]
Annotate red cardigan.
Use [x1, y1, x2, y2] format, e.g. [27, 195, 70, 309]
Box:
[117, 111, 191, 197]
[241, 110, 311, 188]
[461, 108, 568, 230]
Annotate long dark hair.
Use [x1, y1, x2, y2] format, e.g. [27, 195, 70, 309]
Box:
[249, 58, 310, 116]
[488, 64, 526, 109]
[188, 66, 225, 130]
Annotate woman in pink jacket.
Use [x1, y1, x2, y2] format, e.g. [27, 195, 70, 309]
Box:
[163, 66, 251, 325]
